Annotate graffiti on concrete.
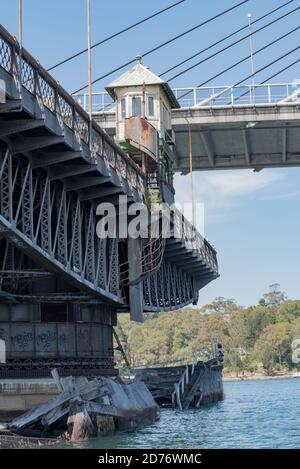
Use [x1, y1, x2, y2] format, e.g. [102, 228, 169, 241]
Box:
[11, 331, 33, 350]
[36, 330, 57, 351]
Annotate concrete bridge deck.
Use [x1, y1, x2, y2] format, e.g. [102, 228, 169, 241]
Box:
[89, 83, 300, 174]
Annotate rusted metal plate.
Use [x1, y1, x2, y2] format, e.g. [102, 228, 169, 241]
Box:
[125, 117, 158, 160]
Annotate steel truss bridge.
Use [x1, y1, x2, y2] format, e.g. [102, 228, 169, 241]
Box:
[0, 24, 218, 317]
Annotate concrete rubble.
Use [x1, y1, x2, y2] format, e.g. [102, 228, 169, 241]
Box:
[3, 369, 159, 442]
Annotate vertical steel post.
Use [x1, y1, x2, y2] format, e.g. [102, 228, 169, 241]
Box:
[248, 13, 255, 105]
[186, 118, 195, 227]
[142, 81, 146, 118]
[87, 0, 93, 151]
[19, 0, 23, 49]
[18, 0, 23, 85]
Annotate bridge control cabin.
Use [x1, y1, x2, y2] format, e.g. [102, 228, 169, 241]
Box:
[103, 58, 219, 321]
[105, 55, 179, 205]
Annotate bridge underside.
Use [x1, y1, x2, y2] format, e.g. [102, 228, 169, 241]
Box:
[95, 104, 300, 173]
[172, 105, 300, 172]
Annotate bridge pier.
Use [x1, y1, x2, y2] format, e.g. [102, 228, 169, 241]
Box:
[0, 302, 117, 378]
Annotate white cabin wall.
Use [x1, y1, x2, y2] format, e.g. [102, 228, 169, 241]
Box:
[114, 85, 171, 142]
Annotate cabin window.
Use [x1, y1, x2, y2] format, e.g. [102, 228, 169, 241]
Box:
[132, 96, 142, 117]
[147, 96, 154, 116]
[120, 98, 126, 119]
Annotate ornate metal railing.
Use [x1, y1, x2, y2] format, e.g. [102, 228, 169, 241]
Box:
[173, 209, 218, 273]
[0, 25, 144, 198]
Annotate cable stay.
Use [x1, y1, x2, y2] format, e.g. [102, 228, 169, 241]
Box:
[72, 0, 249, 94]
[47, 0, 187, 72]
[166, 3, 300, 82]
[177, 25, 300, 106]
[177, 45, 299, 105]
[159, 0, 296, 77]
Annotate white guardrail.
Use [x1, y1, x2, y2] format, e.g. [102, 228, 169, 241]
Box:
[73, 82, 300, 112]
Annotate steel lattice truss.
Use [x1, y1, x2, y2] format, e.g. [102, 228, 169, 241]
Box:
[144, 259, 198, 312]
[0, 148, 120, 303]
[0, 147, 216, 310]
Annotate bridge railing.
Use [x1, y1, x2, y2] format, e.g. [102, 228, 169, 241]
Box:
[173, 83, 300, 108]
[173, 209, 218, 273]
[73, 82, 300, 113]
[74, 92, 116, 113]
[0, 25, 144, 198]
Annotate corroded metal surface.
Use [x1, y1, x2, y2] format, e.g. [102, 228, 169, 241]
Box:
[125, 117, 158, 160]
[0, 358, 116, 378]
[135, 360, 223, 407]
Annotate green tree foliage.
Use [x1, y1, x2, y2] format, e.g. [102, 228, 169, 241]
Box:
[255, 322, 292, 374]
[116, 292, 300, 376]
[260, 283, 287, 307]
[276, 300, 300, 323]
[240, 306, 276, 348]
[199, 296, 239, 315]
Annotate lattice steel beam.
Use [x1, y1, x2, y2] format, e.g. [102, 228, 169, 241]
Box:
[0, 147, 122, 304]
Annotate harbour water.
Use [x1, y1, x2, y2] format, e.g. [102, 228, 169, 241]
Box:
[79, 378, 300, 449]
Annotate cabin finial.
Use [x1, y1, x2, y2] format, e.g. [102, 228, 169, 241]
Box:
[136, 54, 142, 64]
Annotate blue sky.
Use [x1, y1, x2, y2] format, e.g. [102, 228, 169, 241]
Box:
[1, 0, 300, 306]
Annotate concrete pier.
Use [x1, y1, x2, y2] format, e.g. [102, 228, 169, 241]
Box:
[0, 379, 58, 418]
[0, 361, 224, 419]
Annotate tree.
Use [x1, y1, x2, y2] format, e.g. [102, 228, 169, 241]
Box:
[255, 322, 291, 374]
[115, 297, 300, 375]
[260, 283, 287, 307]
[200, 297, 239, 315]
[242, 305, 276, 348]
[276, 300, 300, 323]
[227, 312, 248, 376]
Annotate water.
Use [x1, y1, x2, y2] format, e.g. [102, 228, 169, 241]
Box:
[79, 378, 300, 449]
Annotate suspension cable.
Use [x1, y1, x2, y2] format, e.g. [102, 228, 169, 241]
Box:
[47, 0, 187, 72]
[160, 0, 295, 77]
[260, 59, 300, 86]
[232, 57, 300, 104]
[167, 3, 300, 82]
[72, 0, 249, 94]
[177, 25, 300, 102]
[178, 45, 299, 103]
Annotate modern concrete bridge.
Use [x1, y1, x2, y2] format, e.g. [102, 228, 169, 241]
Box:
[89, 83, 300, 174]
